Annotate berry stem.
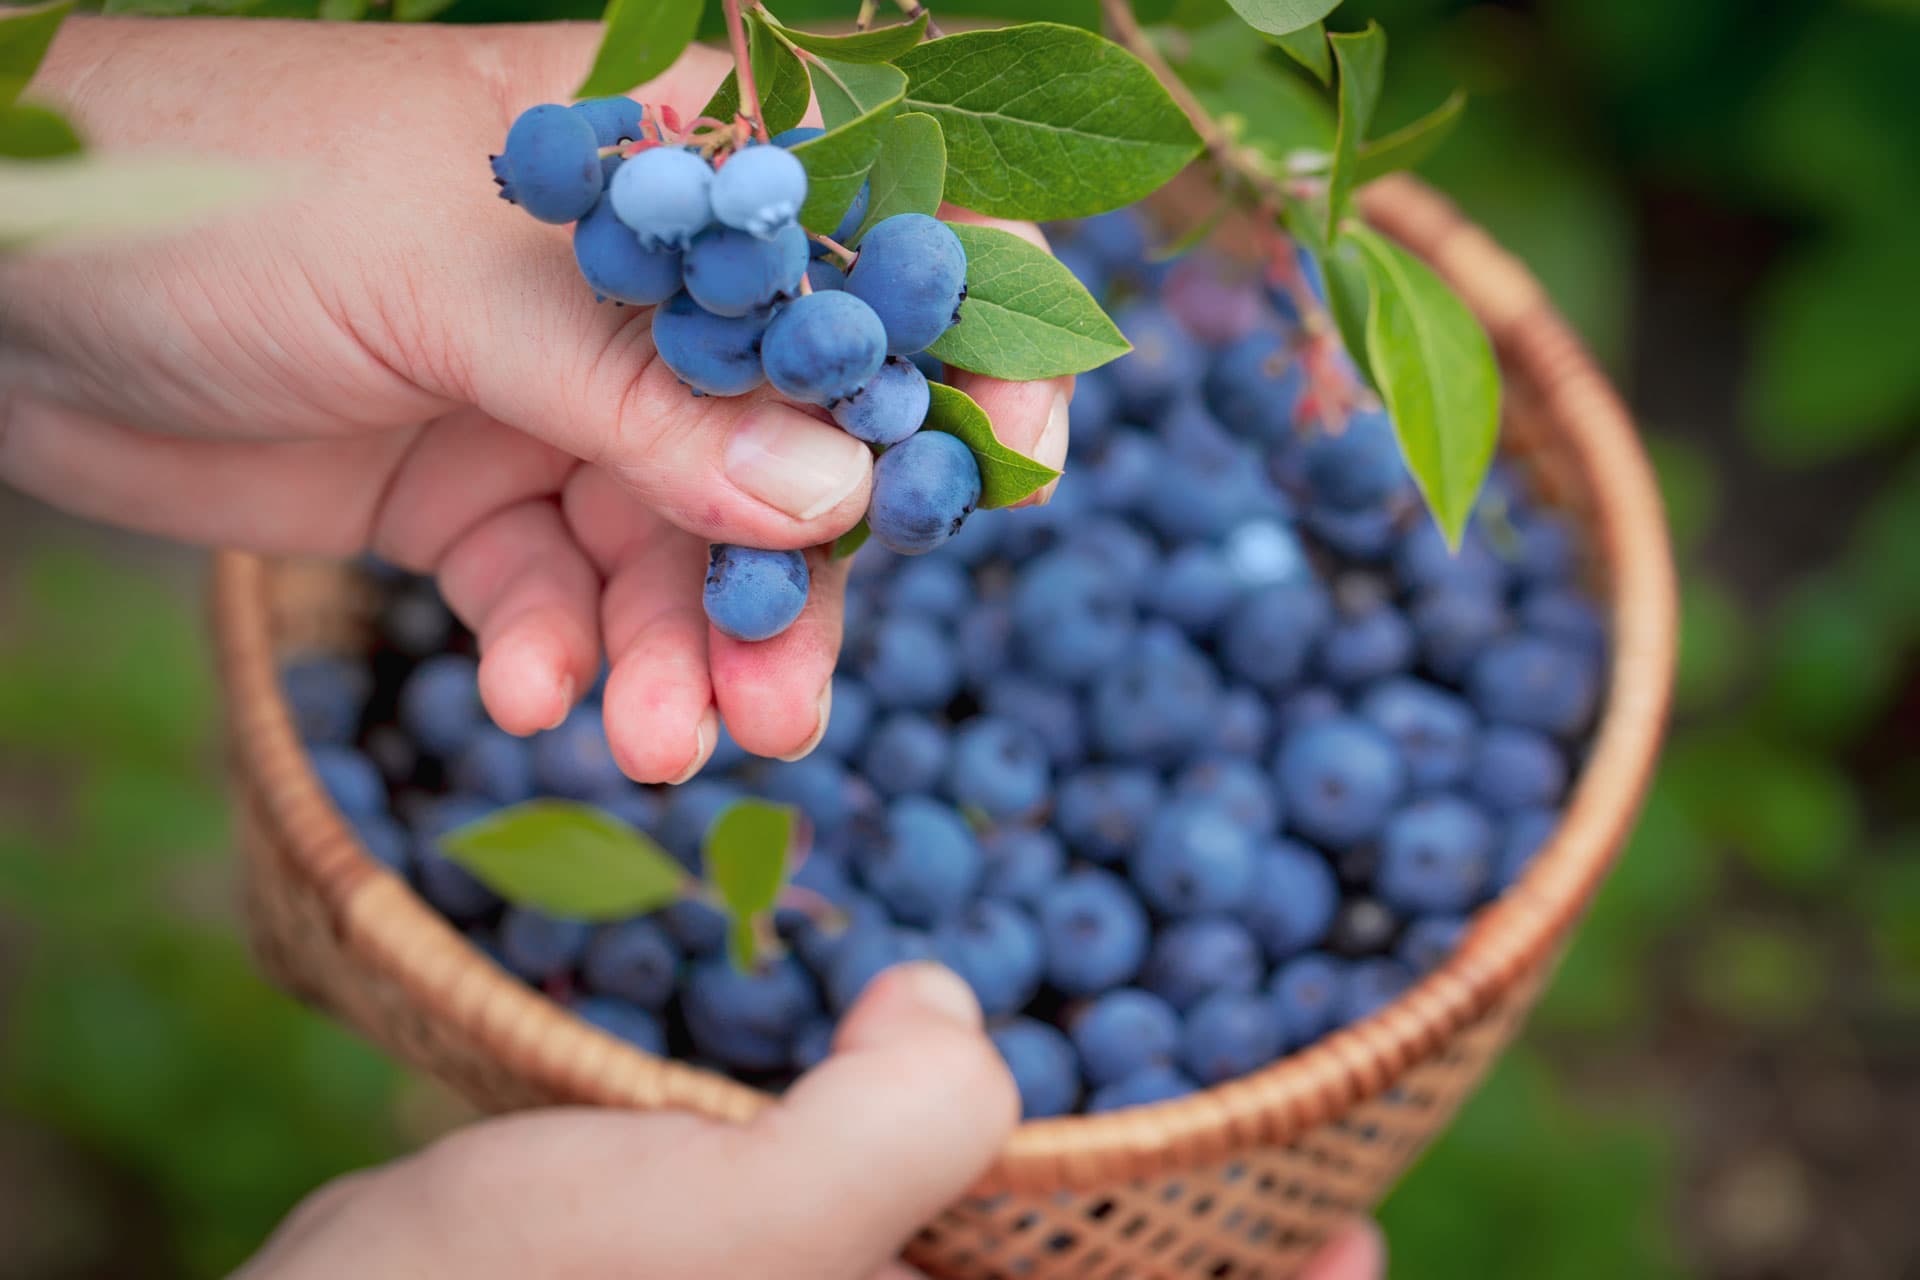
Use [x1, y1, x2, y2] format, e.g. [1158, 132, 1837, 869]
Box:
[892, 0, 942, 38]
[722, 0, 770, 143]
[808, 231, 857, 265]
[855, 0, 877, 30]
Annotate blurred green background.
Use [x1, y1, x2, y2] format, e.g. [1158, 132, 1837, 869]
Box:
[4, 0, 1918, 1276]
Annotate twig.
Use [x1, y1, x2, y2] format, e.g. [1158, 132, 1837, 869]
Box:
[722, 0, 769, 142]
[855, 0, 877, 30]
[808, 231, 857, 265]
[895, 0, 943, 39]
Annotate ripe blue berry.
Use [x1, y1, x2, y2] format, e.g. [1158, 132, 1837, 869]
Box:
[1089, 627, 1221, 765]
[1396, 521, 1508, 598]
[1088, 1064, 1197, 1113]
[582, 919, 680, 1009]
[859, 712, 951, 797]
[571, 96, 645, 148]
[1471, 725, 1568, 813]
[1107, 303, 1204, 420]
[1302, 409, 1407, 510]
[888, 556, 973, 621]
[1320, 601, 1415, 689]
[282, 656, 370, 746]
[981, 675, 1086, 769]
[844, 214, 967, 355]
[1338, 958, 1413, 1024]
[711, 143, 808, 238]
[1055, 766, 1163, 864]
[1039, 869, 1150, 996]
[1150, 544, 1242, 637]
[1132, 801, 1257, 917]
[500, 907, 593, 982]
[683, 955, 819, 1071]
[1410, 586, 1509, 684]
[804, 258, 847, 293]
[1220, 579, 1333, 692]
[398, 654, 483, 757]
[1174, 757, 1280, 838]
[1305, 503, 1399, 562]
[650, 292, 769, 397]
[1268, 952, 1344, 1047]
[1204, 327, 1305, 443]
[531, 704, 627, 799]
[608, 146, 713, 249]
[1071, 988, 1181, 1088]
[770, 126, 868, 246]
[1468, 633, 1601, 738]
[1213, 686, 1273, 758]
[761, 288, 889, 406]
[948, 717, 1050, 820]
[1398, 914, 1467, 974]
[856, 613, 960, 709]
[992, 1018, 1080, 1119]
[825, 921, 934, 1011]
[1181, 991, 1284, 1085]
[1274, 715, 1407, 849]
[761, 755, 856, 835]
[980, 827, 1066, 909]
[311, 745, 384, 819]
[1142, 917, 1262, 1011]
[450, 727, 535, 805]
[1520, 585, 1608, 657]
[703, 544, 809, 643]
[657, 779, 744, 869]
[574, 996, 667, 1054]
[659, 898, 728, 956]
[816, 675, 874, 761]
[831, 355, 929, 445]
[683, 222, 809, 317]
[573, 197, 681, 305]
[869, 429, 982, 556]
[1495, 807, 1558, 890]
[1240, 839, 1339, 960]
[1376, 795, 1495, 914]
[933, 900, 1044, 1016]
[1010, 549, 1136, 685]
[859, 796, 981, 926]
[1359, 678, 1478, 793]
[492, 104, 604, 224]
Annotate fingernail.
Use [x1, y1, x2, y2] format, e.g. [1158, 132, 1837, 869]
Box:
[777, 681, 833, 762]
[888, 961, 983, 1029]
[725, 406, 870, 522]
[666, 706, 718, 785]
[1027, 389, 1070, 506]
[544, 675, 576, 730]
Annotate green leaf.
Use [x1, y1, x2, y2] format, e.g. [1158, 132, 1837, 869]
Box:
[926, 221, 1131, 380]
[0, 0, 71, 109]
[575, 0, 705, 98]
[0, 101, 80, 158]
[1354, 89, 1464, 184]
[1314, 234, 1375, 387]
[791, 59, 905, 232]
[765, 12, 926, 62]
[1220, 0, 1340, 37]
[0, 154, 272, 252]
[921, 382, 1060, 509]
[1326, 22, 1386, 227]
[1269, 21, 1331, 85]
[703, 10, 810, 136]
[703, 799, 796, 919]
[392, 0, 456, 20]
[896, 23, 1201, 220]
[317, 0, 367, 18]
[830, 520, 872, 558]
[1347, 222, 1499, 545]
[853, 110, 945, 241]
[439, 800, 689, 921]
[1191, 62, 1332, 168]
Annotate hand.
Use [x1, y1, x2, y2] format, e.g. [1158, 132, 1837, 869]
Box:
[234, 962, 1385, 1280]
[0, 17, 1070, 777]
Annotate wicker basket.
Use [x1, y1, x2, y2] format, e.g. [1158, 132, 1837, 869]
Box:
[211, 175, 1676, 1279]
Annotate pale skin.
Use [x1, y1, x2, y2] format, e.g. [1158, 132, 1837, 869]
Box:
[3, 19, 1383, 1276]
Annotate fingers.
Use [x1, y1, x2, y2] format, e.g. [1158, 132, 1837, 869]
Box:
[434, 498, 602, 736]
[1300, 1221, 1388, 1280]
[707, 548, 849, 760]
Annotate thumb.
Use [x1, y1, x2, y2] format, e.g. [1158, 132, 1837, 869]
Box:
[725, 962, 1021, 1280]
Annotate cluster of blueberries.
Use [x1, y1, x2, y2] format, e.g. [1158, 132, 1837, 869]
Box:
[492, 99, 979, 644]
[285, 206, 1608, 1120]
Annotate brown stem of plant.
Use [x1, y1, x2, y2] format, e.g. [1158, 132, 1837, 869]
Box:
[723, 0, 769, 142]
[808, 231, 858, 265]
[895, 0, 944, 39]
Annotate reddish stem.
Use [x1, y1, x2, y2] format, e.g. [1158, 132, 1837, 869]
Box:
[722, 0, 769, 142]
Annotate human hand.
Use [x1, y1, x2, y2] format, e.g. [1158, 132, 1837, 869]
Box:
[0, 17, 1069, 777]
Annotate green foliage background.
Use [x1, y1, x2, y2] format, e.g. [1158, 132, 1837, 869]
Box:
[5, 0, 1918, 1276]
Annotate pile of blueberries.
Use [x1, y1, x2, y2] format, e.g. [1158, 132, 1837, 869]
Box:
[285, 206, 1608, 1120]
[492, 99, 978, 642]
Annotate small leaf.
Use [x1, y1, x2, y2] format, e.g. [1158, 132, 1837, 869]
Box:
[1192, 62, 1333, 170]
[705, 799, 796, 918]
[1327, 22, 1386, 227]
[0, 102, 80, 158]
[440, 800, 689, 921]
[1354, 90, 1464, 184]
[921, 382, 1061, 509]
[896, 23, 1202, 220]
[1269, 21, 1331, 85]
[831, 520, 872, 558]
[1347, 222, 1499, 546]
[853, 110, 945, 241]
[0, 0, 71, 108]
[792, 59, 906, 233]
[1221, 0, 1341, 38]
[765, 11, 926, 63]
[1313, 234, 1375, 387]
[0, 154, 273, 252]
[703, 10, 810, 137]
[926, 221, 1132, 381]
[575, 0, 705, 98]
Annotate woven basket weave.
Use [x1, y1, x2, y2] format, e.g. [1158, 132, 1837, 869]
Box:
[212, 175, 1676, 1279]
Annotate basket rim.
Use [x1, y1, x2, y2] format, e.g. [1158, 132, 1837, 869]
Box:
[211, 173, 1677, 1194]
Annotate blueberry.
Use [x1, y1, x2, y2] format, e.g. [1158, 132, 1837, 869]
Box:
[805, 258, 847, 292]
[859, 712, 950, 797]
[1359, 677, 1478, 793]
[1395, 522, 1508, 598]
[683, 955, 819, 1071]
[1519, 586, 1608, 657]
[1240, 838, 1339, 960]
[1223, 517, 1311, 586]
[886, 555, 972, 621]
[1302, 409, 1407, 510]
[1495, 807, 1558, 890]
[998, 469, 1091, 561]
[1066, 366, 1119, 454]
[1508, 510, 1579, 585]
[1055, 766, 1163, 864]
[981, 675, 1086, 769]
[1274, 715, 1406, 849]
[1107, 303, 1204, 420]
[281, 656, 369, 746]
[1323, 896, 1401, 957]
[1320, 602, 1415, 689]
[1086, 430, 1163, 514]
[703, 544, 809, 643]
[791, 1017, 837, 1071]
[1088, 1064, 1197, 1113]
[1471, 725, 1568, 813]
[399, 654, 483, 757]
[711, 142, 807, 238]
[660, 897, 729, 956]
[581, 919, 680, 1009]
[1305, 503, 1400, 562]
[1038, 869, 1150, 996]
[979, 827, 1066, 909]
[1074, 208, 1149, 268]
[832, 355, 929, 445]
[1070, 988, 1181, 1088]
[761, 288, 889, 405]
[825, 921, 933, 1011]
[1010, 549, 1136, 685]
[762, 755, 856, 834]
[1275, 685, 1344, 737]
[933, 900, 1044, 1016]
[684, 221, 810, 317]
[869, 430, 982, 555]
[845, 213, 967, 355]
[492, 104, 604, 224]
[1142, 917, 1262, 1011]
[499, 908, 593, 982]
[943, 507, 1006, 570]
[532, 704, 627, 799]
[572, 196, 681, 305]
[1163, 257, 1267, 346]
[770, 126, 868, 246]
[1090, 627, 1221, 765]
[1174, 757, 1280, 838]
[1204, 327, 1304, 444]
[1398, 915, 1467, 974]
[991, 1018, 1080, 1119]
[451, 727, 536, 805]
[1338, 958, 1414, 1024]
[657, 779, 744, 869]
[608, 145, 713, 249]
[570, 95, 645, 148]
[1220, 580, 1333, 692]
[857, 614, 960, 709]
[1150, 545, 1242, 637]
[1061, 516, 1162, 596]
[1376, 794, 1495, 914]
[948, 717, 1050, 821]
[1409, 586, 1509, 684]
[1268, 952, 1344, 1047]
[352, 812, 410, 873]
[1181, 991, 1284, 1085]
[1143, 442, 1279, 544]
[859, 796, 981, 926]
[1468, 634, 1601, 738]
[650, 292, 769, 397]
[573, 996, 667, 1055]
[817, 676, 874, 762]
[310, 745, 384, 819]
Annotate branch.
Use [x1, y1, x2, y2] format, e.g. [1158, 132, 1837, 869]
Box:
[723, 0, 769, 142]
